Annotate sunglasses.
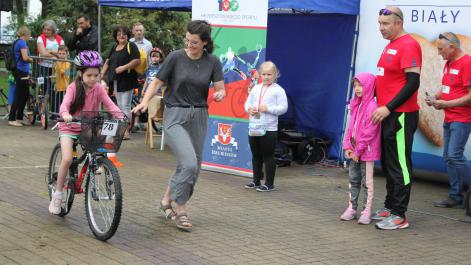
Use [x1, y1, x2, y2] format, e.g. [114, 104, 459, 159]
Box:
[379, 8, 403, 20]
[438, 33, 451, 42]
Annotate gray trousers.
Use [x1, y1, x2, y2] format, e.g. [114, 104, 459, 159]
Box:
[115, 89, 133, 121]
[163, 106, 208, 204]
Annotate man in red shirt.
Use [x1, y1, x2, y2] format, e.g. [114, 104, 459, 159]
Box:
[427, 32, 471, 214]
[371, 6, 422, 230]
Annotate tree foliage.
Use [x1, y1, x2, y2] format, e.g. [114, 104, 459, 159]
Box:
[30, 0, 190, 56]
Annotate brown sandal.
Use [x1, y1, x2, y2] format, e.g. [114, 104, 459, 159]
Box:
[159, 201, 176, 220]
[175, 213, 192, 231]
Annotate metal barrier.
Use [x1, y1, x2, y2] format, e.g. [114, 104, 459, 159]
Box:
[30, 55, 77, 118]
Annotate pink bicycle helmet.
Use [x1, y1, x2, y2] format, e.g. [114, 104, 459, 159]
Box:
[74, 50, 102, 69]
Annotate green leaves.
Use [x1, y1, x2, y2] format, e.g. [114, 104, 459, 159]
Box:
[27, 1, 190, 57]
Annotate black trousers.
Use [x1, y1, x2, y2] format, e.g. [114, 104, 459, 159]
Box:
[9, 71, 29, 121]
[249, 131, 277, 187]
[381, 111, 418, 217]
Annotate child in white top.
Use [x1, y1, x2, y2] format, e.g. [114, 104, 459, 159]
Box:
[244, 61, 288, 191]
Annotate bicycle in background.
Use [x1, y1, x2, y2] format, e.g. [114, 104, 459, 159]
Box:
[24, 76, 50, 129]
[47, 111, 127, 241]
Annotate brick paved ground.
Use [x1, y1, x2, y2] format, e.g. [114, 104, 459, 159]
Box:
[0, 119, 471, 265]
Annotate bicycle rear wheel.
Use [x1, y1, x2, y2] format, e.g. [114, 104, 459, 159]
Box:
[47, 144, 75, 216]
[85, 157, 122, 241]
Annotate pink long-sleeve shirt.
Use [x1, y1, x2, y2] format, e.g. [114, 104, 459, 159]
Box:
[59, 82, 121, 135]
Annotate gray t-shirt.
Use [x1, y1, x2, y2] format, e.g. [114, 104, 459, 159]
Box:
[156, 49, 224, 107]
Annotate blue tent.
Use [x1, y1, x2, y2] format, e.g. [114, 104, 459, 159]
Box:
[99, 1, 360, 15]
[98, 0, 360, 159]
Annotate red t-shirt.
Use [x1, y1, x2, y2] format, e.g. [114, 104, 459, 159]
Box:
[441, 54, 471, 123]
[376, 34, 422, 112]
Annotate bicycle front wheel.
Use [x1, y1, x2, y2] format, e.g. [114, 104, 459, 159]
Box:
[47, 144, 75, 216]
[85, 157, 122, 241]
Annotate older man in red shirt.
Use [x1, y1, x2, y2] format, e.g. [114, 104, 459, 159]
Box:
[427, 32, 471, 215]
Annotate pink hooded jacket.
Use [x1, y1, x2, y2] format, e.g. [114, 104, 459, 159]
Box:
[343, 73, 381, 161]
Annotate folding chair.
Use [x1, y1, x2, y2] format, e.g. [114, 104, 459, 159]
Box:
[145, 95, 165, 150]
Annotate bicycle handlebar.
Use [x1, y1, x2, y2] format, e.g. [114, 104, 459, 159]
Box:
[57, 118, 81, 123]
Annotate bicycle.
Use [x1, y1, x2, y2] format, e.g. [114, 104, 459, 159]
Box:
[47, 111, 128, 241]
[23, 76, 49, 129]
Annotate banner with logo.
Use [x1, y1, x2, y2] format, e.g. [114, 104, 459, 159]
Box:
[355, 0, 471, 172]
[192, 0, 268, 176]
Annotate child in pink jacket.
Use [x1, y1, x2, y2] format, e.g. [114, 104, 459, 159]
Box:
[49, 51, 123, 215]
[340, 72, 381, 225]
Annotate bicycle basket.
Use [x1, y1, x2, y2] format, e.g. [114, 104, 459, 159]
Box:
[79, 111, 128, 153]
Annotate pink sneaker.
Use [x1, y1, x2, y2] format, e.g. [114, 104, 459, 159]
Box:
[358, 210, 371, 225]
[340, 207, 356, 221]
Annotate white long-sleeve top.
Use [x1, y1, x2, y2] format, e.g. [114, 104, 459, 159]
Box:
[244, 82, 288, 131]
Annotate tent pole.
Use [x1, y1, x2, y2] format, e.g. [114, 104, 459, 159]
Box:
[98, 5, 101, 54]
[339, 15, 360, 163]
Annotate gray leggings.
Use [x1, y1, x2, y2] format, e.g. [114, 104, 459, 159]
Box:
[164, 106, 208, 204]
[348, 161, 374, 211]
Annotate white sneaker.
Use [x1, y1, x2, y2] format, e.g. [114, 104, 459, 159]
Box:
[48, 193, 62, 215]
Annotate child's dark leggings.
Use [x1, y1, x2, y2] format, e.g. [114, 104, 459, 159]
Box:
[249, 131, 277, 187]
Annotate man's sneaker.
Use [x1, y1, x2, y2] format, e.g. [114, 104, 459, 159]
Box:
[244, 182, 260, 189]
[256, 184, 274, 192]
[48, 192, 62, 215]
[433, 197, 463, 208]
[371, 208, 391, 220]
[375, 214, 409, 230]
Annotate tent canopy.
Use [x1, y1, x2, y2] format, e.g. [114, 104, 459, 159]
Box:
[98, 0, 360, 15]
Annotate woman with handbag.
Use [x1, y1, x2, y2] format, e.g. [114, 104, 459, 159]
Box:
[102, 25, 140, 140]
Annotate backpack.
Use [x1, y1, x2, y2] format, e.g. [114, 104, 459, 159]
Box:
[5, 39, 21, 71]
[127, 43, 147, 75]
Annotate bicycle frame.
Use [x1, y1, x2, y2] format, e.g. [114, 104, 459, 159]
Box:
[69, 142, 104, 195]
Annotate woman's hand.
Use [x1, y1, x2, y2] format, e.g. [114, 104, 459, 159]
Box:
[62, 114, 73, 123]
[213, 89, 226, 102]
[132, 102, 148, 114]
[115, 66, 126, 75]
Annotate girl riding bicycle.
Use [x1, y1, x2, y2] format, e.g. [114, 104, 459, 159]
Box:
[49, 50, 122, 215]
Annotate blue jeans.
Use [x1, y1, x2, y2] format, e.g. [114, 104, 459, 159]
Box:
[443, 122, 471, 203]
